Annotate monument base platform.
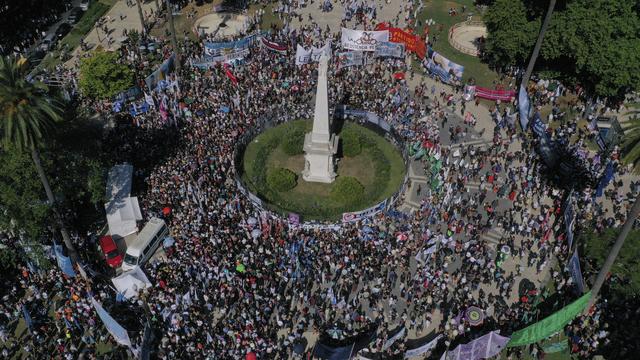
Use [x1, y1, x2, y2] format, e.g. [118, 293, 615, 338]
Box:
[302, 133, 339, 183]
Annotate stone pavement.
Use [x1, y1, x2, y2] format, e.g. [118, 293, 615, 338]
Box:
[65, 0, 161, 68]
[287, 0, 412, 30]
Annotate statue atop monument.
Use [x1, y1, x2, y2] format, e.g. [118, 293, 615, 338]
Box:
[302, 54, 339, 183]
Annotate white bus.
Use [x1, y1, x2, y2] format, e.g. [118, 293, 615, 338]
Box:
[122, 217, 168, 271]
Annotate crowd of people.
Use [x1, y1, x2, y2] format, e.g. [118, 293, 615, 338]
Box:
[1, 1, 636, 359]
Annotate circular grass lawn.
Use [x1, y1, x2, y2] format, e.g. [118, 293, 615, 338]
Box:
[241, 120, 406, 221]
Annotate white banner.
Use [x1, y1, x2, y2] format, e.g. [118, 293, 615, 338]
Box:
[341, 28, 389, 51]
[295, 44, 312, 65]
[91, 297, 132, 347]
[296, 43, 332, 65]
[311, 43, 332, 61]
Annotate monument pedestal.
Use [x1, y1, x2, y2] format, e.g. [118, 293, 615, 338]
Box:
[302, 133, 339, 183]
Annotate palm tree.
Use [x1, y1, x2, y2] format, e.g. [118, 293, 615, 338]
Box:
[0, 56, 77, 260]
[520, 0, 556, 93]
[587, 105, 640, 310]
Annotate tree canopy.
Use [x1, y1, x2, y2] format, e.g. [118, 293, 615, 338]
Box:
[580, 227, 640, 296]
[79, 49, 134, 99]
[484, 0, 640, 99]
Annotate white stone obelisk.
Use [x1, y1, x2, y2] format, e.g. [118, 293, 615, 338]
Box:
[302, 54, 339, 183]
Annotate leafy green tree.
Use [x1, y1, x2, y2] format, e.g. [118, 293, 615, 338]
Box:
[484, 0, 640, 99]
[581, 226, 640, 296]
[0, 149, 50, 238]
[483, 0, 538, 67]
[79, 49, 134, 99]
[0, 56, 77, 258]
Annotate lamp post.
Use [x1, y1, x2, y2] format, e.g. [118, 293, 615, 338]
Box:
[165, 0, 181, 73]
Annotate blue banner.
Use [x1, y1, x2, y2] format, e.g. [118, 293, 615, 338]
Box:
[531, 112, 547, 139]
[337, 51, 364, 68]
[568, 249, 585, 293]
[596, 161, 615, 197]
[423, 58, 451, 83]
[204, 33, 261, 56]
[54, 243, 76, 277]
[22, 304, 33, 332]
[374, 41, 405, 58]
[518, 85, 530, 130]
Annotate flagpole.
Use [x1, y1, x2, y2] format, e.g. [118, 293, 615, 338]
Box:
[348, 342, 356, 359]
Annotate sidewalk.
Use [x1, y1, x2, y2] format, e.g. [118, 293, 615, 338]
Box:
[65, 0, 160, 68]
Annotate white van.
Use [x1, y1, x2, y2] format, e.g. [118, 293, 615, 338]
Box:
[121, 217, 168, 271]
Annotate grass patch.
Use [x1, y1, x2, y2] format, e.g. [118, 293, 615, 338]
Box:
[413, 0, 500, 87]
[242, 120, 405, 221]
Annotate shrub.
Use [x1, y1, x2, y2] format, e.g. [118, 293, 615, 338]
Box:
[281, 127, 306, 155]
[267, 168, 298, 191]
[330, 176, 364, 204]
[341, 128, 362, 157]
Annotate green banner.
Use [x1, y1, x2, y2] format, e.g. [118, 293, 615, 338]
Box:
[507, 291, 591, 347]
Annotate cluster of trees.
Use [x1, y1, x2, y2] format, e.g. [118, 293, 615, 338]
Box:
[0, 56, 106, 263]
[484, 0, 640, 99]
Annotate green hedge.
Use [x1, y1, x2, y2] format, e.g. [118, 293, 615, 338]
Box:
[341, 128, 362, 157]
[330, 176, 364, 204]
[267, 168, 297, 191]
[281, 126, 306, 155]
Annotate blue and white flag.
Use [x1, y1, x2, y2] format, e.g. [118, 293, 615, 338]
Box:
[518, 85, 531, 130]
[54, 243, 75, 277]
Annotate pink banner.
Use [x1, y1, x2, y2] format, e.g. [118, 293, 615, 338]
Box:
[474, 87, 516, 101]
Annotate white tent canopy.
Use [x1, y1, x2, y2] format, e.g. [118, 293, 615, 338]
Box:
[111, 266, 152, 300]
[105, 196, 142, 239]
[104, 164, 142, 238]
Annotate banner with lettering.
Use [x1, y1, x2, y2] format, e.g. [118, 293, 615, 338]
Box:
[341, 28, 389, 51]
[204, 32, 261, 56]
[475, 86, 516, 101]
[296, 43, 332, 65]
[191, 49, 249, 69]
[374, 41, 405, 59]
[337, 51, 364, 68]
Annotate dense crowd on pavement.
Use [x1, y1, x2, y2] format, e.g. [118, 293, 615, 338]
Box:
[1, 1, 636, 359]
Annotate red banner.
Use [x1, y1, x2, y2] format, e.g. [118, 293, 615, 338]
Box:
[474, 87, 516, 101]
[376, 23, 426, 59]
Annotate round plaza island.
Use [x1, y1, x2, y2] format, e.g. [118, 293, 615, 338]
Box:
[239, 120, 406, 221]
